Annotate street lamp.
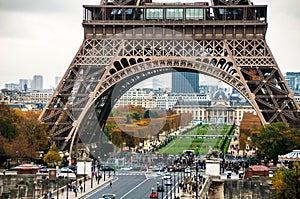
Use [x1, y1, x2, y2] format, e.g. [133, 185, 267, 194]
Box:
[91, 158, 94, 189]
[296, 163, 299, 199]
[33, 181, 36, 199]
[66, 156, 71, 199]
[56, 178, 59, 199]
[173, 171, 176, 198]
[161, 177, 164, 199]
[195, 163, 199, 199]
[84, 161, 86, 192]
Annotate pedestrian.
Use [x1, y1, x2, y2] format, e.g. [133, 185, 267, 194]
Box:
[73, 186, 77, 197]
[109, 181, 112, 188]
[99, 174, 102, 180]
[80, 185, 83, 193]
[49, 191, 52, 199]
[61, 188, 64, 196]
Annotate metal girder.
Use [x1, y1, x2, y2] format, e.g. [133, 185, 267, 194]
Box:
[39, 3, 300, 152]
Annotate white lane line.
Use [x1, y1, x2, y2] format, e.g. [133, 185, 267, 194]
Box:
[119, 175, 149, 199]
[81, 177, 118, 199]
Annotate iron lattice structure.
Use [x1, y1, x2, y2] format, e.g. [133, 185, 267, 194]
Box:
[39, 0, 300, 153]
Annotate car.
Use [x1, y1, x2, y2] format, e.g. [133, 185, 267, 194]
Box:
[120, 166, 133, 171]
[152, 166, 165, 172]
[101, 193, 116, 199]
[149, 192, 158, 198]
[57, 168, 76, 180]
[184, 167, 191, 173]
[100, 166, 115, 171]
[165, 179, 172, 186]
[163, 173, 171, 180]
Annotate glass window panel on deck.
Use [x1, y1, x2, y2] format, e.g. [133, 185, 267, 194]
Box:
[166, 8, 183, 20]
[186, 8, 205, 20]
[145, 8, 163, 20]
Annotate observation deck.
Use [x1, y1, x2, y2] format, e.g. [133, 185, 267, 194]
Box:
[82, 0, 267, 39]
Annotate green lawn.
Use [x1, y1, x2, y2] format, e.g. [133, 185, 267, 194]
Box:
[157, 124, 236, 155]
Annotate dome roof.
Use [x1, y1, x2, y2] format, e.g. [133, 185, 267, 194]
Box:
[212, 89, 228, 100]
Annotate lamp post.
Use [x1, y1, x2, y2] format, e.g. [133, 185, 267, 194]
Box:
[91, 158, 94, 189]
[66, 156, 71, 199]
[33, 181, 36, 199]
[177, 169, 180, 194]
[296, 163, 299, 199]
[196, 163, 199, 199]
[173, 171, 176, 198]
[66, 171, 69, 199]
[161, 177, 164, 199]
[56, 179, 59, 199]
[84, 161, 86, 192]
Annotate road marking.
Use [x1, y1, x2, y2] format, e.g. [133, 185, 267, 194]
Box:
[119, 175, 149, 199]
[80, 177, 118, 199]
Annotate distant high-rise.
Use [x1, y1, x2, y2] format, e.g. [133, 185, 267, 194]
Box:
[32, 75, 43, 91]
[55, 76, 62, 88]
[152, 78, 160, 90]
[19, 79, 31, 91]
[4, 83, 20, 91]
[285, 72, 300, 91]
[172, 72, 199, 93]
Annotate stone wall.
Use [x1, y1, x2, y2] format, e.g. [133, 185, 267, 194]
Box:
[0, 173, 62, 199]
[209, 177, 275, 199]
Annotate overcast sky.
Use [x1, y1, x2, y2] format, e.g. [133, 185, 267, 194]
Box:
[0, 0, 299, 89]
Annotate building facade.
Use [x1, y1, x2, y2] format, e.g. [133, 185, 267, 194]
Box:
[285, 72, 300, 91]
[32, 75, 43, 91]
[172, 72, 200, 93]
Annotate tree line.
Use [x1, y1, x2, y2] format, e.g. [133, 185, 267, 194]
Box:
[0, 104, 49, 166]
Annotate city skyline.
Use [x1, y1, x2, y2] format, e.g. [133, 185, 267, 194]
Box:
[0, 0, 299, 89]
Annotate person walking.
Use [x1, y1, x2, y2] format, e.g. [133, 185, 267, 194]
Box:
[109, 181, 112, 188]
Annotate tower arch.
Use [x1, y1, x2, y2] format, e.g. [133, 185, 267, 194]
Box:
[40, 1, 300, 153]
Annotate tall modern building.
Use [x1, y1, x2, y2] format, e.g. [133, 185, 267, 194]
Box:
[19, 79, 31, 91]
[285, 72, 300, 91]
[55, 76, 62, 88]
[172, 72, 200, 93]
[32, 75, 43, 91]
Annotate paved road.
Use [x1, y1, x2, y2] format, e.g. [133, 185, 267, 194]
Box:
[82, 172, 178, 199]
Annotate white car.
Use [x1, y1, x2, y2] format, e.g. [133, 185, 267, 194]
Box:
[120, 166, 133, 171]
[163, 173, 171, 180]
[57, 168, 76, 180]
[165, 178, 172, 186]
[184, 167, 191, 173]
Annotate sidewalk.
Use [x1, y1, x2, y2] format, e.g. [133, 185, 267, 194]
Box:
[48, 175, 114, 199]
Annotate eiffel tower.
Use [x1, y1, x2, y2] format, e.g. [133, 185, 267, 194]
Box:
[39, 0, 300, 155]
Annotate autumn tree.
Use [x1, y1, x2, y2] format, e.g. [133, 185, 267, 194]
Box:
[272, 163, 300, 199]
[0, 105, 49, 164]
[43, 143, 62, 167]
[0, 104, 20, 140]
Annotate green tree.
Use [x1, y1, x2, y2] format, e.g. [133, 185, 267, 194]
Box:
[129, 110, 141, 121]
[250, 122, 300, 166]
[43, 143, 62, 166]
[144, 110, 150, 118]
